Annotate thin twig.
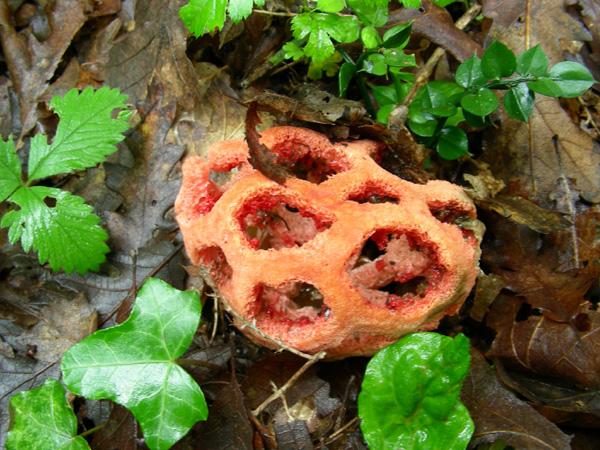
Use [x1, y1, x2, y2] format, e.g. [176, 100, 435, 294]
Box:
[251, 350, 327, 416]
[401, 2, 482, 108]
[0, 362, 55, 401]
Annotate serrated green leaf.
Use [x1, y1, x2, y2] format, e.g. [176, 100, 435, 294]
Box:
[503, 82, 535, 122]
[179, 0, 227, 36]
[516, 44, 548, 77]
[228, 0, 253, 23]
[282, 41, 305, 61]
[461, 88, 498, 117]
[317, 0, 346, 13]
[347, 0, 388, 27]
[1, 186, 109, 274]
[456, 54, 486, 88]
[28, 87, 128, 181]
[0, 136, 22, 202]
[437, 126, 470, 160]
[291, 13, 360, 63]
[544, 61, 595, 98]
[308, 52, 342, 79]
[61, 278, 206, 450]
[361, 26, 381, 49]
[481, 40, 517, 79]
[6, 378, 90, 450]
[359, 333, 473, 449]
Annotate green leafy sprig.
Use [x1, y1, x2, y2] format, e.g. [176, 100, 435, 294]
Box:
[400, 40, 596, 159]
[0, 87, 129, 274]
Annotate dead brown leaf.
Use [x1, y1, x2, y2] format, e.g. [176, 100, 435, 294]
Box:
[274, 421, 315, 450]
[482, 216, 599, 322]
[0, 0, 88, 137]
[461, 348, 573, 449]
[486, 295, 600, 387]
[90, 404, 141, 450]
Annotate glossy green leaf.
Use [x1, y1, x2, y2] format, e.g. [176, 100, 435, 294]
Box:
[317, 0, 346, 13]
[364, 54, 388, 76]
[28, 87, 128, 181]
[1, 186, 109, 274]
[503, 82, 535, 122]
[376, 104, 396, 124]
[463, 109, 491, 127]
[456, 54, 486, 88]
[179, 0, 227, 36]
[6, 378, 90, 450]
[61, 278, 206, 450]
[437, 126, 470, 160]
[516, 44, 548, 77]
[382, 21, 413, 49]
[431, 0, 460, 6]
[420, 84, 456, 117]
[481, 40, 517, 79]
[361, 26, 381, 49]
[543, 61, 596, 98]
[339, 62, 357, 97]
[291, 13, 360, 63]
[0, 136, 22, 202]
[359, 333, 473, 449]
[400, 0, 421, 8]
[228, 0, 253, 23]
[527, 77, 564, 97]
[383, 49, 417, 68]
[282, 41, 305, 61]
[371, 84, 410, 106]
[461, 88, 498, 117]
[347, 0, 388, 27]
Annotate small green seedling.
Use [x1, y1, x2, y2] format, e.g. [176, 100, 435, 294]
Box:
[6, 278, 207, 450]
[358, 332, 473, 450]
[0, 87, 130, 274]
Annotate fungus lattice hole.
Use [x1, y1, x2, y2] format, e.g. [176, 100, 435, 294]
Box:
[193, 246, 232, 285]
[250, 282, 330, 326]
[430, 206, 475, 241]
[346, 231, 445, 310]
[347, 187, 399, 205]
[240, 196, 331, 250]
[270, 141, 344, 184]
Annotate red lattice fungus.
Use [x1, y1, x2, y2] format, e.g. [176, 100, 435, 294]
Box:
[175, 127, 482, 357]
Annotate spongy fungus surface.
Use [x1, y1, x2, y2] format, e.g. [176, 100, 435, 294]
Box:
[176, 127, 482, 357]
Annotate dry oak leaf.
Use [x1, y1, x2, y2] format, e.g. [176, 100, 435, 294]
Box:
[486, 295, 600, 388]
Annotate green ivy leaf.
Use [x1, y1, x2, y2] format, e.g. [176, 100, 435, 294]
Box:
[179, 0, 227, 36]
[347, 0, 388, 27]
[61, 278, 207, 450]
[28, 87, 128, 181]
[516, 44, 548, 77]
[382, 21, 413, 49]
[6, 378, 90, 450]
[0, 136, 22, 202]
[542, 61, 596, 98]
[437, 127, 470, 160]
[339, 62, 357, 97]
[317, 0, 346, 13]
[1, 186, 109, 274]
[481, 40, 517, 79]
[291, 13, 360, 63]
[456, 54, 486, 88]
[461, 88, 498, 117]
[503, 82, 535, 122]
[359, 333, 473, 449]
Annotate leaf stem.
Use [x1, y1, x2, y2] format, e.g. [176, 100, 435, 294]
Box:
[337, 46, 376, 117]
[78, 423, 105, 439]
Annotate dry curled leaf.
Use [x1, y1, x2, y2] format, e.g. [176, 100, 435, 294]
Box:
[486, 295, 600, 388]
